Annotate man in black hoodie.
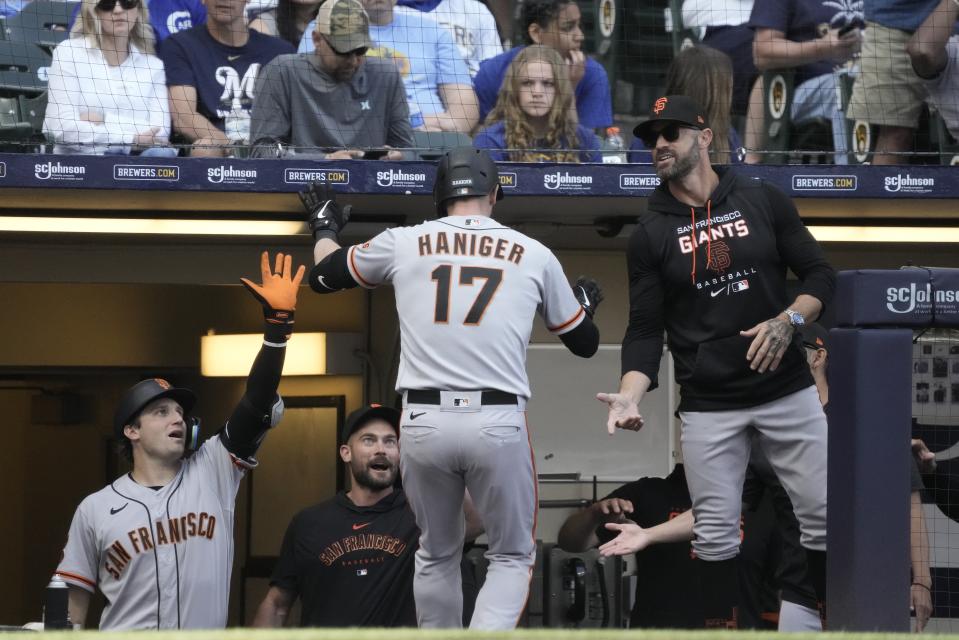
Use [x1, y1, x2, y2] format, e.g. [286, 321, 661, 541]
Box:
[597, 95, 835, 629]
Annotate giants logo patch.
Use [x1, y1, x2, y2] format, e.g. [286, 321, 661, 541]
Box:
[706, 240, 732, 273]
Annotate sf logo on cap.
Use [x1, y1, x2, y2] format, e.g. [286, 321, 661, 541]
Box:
[154, 378, 172, 390]
[653, 97, 668, 114]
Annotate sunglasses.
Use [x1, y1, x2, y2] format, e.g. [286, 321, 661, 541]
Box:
[96, 0, 139, 11]
[640, 122, 696, 149]
[323, 35, 368, 58]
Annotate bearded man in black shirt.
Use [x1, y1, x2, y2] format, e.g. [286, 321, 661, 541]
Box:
[253, 405, 418, 627]
[597, 95, 835, 629]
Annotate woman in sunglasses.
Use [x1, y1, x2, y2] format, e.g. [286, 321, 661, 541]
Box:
[629, 46, 743, 165]
[43, 0, 176, 156]
[473, 45, 600, 163]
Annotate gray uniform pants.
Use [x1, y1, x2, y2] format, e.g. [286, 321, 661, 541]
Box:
[680, 385, 827, 561]
[400, 391, 536, 630]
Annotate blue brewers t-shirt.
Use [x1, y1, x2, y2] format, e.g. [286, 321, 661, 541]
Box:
[473, 121, 602, 162]
[161, 26, 294, 136]
[472, 46, 613, 130]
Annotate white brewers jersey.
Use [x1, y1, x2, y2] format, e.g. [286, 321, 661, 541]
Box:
[346, 215, 585, 398]
[56, 437, 244, 630]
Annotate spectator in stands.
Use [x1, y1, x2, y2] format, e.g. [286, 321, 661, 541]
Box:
[680, 0, 756, 115]
[397, 0, 503, 77]
[44, 0, 176, 156]
[249, 0, 411, 158]
[473, 45, 599, 162]
[907, 0, 959, 144]
[0, 0, 25, 17]
[744, 0, 863, 164]
[249, 0, 319, 48]
[473, 0, 613, 132]
[848, 0, 942, 164]
[298, 0, 478, 134]
[161, 0, 294, 156]
[629, 45, 742, 164]
[67, 0, 207, 46]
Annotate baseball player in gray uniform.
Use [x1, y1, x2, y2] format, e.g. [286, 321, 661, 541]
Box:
[55, 252, 304, 630]
[303, 147, 602, 630]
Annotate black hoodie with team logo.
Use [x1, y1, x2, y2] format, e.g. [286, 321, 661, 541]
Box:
[622, 166, 835, 412]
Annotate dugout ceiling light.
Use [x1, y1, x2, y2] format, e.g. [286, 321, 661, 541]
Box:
[0, 216, 303, 236]
[200, 331, 364, 377]
[807, 226, 959, 243]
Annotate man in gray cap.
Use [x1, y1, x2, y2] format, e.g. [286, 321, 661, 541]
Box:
[250, 0, 413, 159]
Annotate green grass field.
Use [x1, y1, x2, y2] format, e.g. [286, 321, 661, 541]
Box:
[18, 630, 956, 639]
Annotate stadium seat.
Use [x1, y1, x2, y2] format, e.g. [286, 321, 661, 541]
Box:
[16, 91, 48, 152]
[411, 130, 473, 160]
[0, 40, 52, 96]
[0, 95, 33, 150]
[2, 2, 77, 52]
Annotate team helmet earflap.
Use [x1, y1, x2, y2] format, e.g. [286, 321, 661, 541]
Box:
[186, 417, 201, 452]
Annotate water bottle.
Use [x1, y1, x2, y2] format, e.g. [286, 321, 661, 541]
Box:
[44, 574, 71, 630]
[602, 126, 626, 163]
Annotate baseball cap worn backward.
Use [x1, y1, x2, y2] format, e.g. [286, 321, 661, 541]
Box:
[341, 403, 400, 443]
[113, 378, 197, 438]
[633, 94, 710, 140]
[316, 0, 372, 53]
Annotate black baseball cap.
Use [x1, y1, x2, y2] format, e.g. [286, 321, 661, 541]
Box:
[799, 323, 829, 351]
[633, 94, 710, 141]
[341, 404, 400, 443]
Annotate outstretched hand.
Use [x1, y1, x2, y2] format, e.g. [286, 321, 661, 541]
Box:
[598, 521, 653, 557]
[241, 251, 305, 313]
[596, 392, 644, 435]
[573, 276, 604, 318]
[300, 178, 352, 240]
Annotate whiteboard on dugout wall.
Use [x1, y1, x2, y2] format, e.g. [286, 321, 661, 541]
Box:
[525, 344, 678, 482]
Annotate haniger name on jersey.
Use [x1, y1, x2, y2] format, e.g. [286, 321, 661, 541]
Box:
[418, 232, 526, 265]
[103, 511, 217, 579]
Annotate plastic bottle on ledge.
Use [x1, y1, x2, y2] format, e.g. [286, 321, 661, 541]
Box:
[44, 574, 72, 630]
[602, 127, 627, 163]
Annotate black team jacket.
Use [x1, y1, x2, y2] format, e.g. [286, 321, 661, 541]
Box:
[621, 166, 835, 412]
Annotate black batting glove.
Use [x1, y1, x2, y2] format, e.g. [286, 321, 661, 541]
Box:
[573, 276, 603, 318]
[300, 178, 352, 242]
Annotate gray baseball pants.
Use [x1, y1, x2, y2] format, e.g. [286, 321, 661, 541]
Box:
[399, 390, 536, 630]
[680, 385, 827, 560]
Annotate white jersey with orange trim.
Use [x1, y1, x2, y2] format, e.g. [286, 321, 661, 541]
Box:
[347, 215, 584, 398]
[56, 437, 244, 630]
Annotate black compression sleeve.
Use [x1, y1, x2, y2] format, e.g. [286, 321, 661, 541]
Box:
[218, 329, 287, 462]
[309, 247, 359, 294]
[559, 315, 599, 357]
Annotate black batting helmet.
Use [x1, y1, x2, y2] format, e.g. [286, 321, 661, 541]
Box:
[113, 378, 197, 439]
[433, 147, 503, 215]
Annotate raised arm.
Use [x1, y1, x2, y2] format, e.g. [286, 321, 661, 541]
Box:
[218, 252, 304, 467]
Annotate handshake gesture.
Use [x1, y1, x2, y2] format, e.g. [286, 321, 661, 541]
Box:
[301, 179, 352, 242]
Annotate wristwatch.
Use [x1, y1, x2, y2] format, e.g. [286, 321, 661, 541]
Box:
[783, 308, 805, 327]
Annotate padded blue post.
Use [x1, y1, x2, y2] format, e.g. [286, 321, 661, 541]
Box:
[827, 327, 912, 631]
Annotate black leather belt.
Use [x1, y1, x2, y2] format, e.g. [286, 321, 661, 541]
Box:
[406, 390, 518, 405]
